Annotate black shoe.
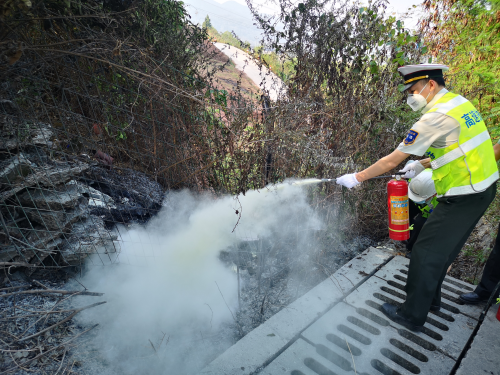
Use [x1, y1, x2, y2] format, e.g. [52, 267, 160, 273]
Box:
[459, 292, 488, 305]
[430, 304, 440, 312]
[405, 251, 412, 259]
[381, 303, 423, 332]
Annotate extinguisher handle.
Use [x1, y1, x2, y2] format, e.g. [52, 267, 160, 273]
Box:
[369, 175, 392, 179]
[368, 172, 407, 180]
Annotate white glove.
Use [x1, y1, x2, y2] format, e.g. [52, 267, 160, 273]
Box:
[336, 173, 361, 189]
[399, 161, 425, 179]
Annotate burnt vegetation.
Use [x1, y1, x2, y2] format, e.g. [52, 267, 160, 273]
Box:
[245, 0, 425, 236]
[0, 0, 430, 372]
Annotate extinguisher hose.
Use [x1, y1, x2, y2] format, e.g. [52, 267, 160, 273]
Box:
[321, 172, 406, 183]
[369, 172, 407, 179]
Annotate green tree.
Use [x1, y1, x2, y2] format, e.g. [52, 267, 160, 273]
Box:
[202, 15, 212, 29]
[421, 0, 500, 136]
[219, 31, 241, 47]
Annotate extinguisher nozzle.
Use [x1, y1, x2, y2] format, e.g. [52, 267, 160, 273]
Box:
[321, 179, 336, 183]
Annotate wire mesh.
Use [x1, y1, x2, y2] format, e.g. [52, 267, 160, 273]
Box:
[0, 36, 267, 272]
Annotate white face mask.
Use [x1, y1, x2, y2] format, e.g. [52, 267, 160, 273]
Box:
[406, 82, 431, 112]
[414, 196, 434, 206]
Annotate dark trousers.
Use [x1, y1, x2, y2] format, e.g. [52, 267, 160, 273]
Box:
[406, 212, 427, 252]
[400, 183, 496, 326]
[409, 200, 421, 226]
[475, 222, 500, 298]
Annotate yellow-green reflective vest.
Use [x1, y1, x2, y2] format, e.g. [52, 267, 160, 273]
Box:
[424, 92, 498, 197]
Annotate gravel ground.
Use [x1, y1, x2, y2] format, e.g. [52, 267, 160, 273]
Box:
[0, 269, 103, 375]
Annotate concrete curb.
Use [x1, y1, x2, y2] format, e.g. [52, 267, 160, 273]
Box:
[456, 304, 500, 375]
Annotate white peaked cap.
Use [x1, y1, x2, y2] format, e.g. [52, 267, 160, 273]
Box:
[398, 64, 449, 92]
[397, 64, 449, 76]
[408, 170, 437, 202]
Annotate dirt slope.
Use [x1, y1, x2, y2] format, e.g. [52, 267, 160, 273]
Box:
[205, 43, 262, 103]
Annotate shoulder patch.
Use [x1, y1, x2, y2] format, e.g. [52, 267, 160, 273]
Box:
[404, 130, 419, 146]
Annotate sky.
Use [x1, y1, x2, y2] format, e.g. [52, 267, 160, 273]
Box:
[383, 0, 424, 30]
[183, 0, 425, 46]
[210, 0, 424, 30]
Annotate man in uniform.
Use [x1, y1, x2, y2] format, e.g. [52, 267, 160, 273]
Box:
[336, 64, 498, 332]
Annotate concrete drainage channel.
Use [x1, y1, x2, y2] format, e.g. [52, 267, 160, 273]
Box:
[198, 247, 485, 375]
[263, 255, 480, 375]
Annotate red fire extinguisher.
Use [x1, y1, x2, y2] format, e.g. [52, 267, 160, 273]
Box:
[387, 177, 410, 241]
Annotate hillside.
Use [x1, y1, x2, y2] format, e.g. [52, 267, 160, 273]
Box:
[214, 43, 286, 101]
[206, 42, 262, 102]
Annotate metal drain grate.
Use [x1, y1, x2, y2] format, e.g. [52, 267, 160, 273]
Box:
[381, 256, 483, 320]
[261, 256, 482, 375]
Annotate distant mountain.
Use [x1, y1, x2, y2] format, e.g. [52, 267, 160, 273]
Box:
[183, 0, 264, 45]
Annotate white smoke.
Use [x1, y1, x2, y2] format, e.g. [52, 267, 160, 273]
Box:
[73, 180, 323, 374]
